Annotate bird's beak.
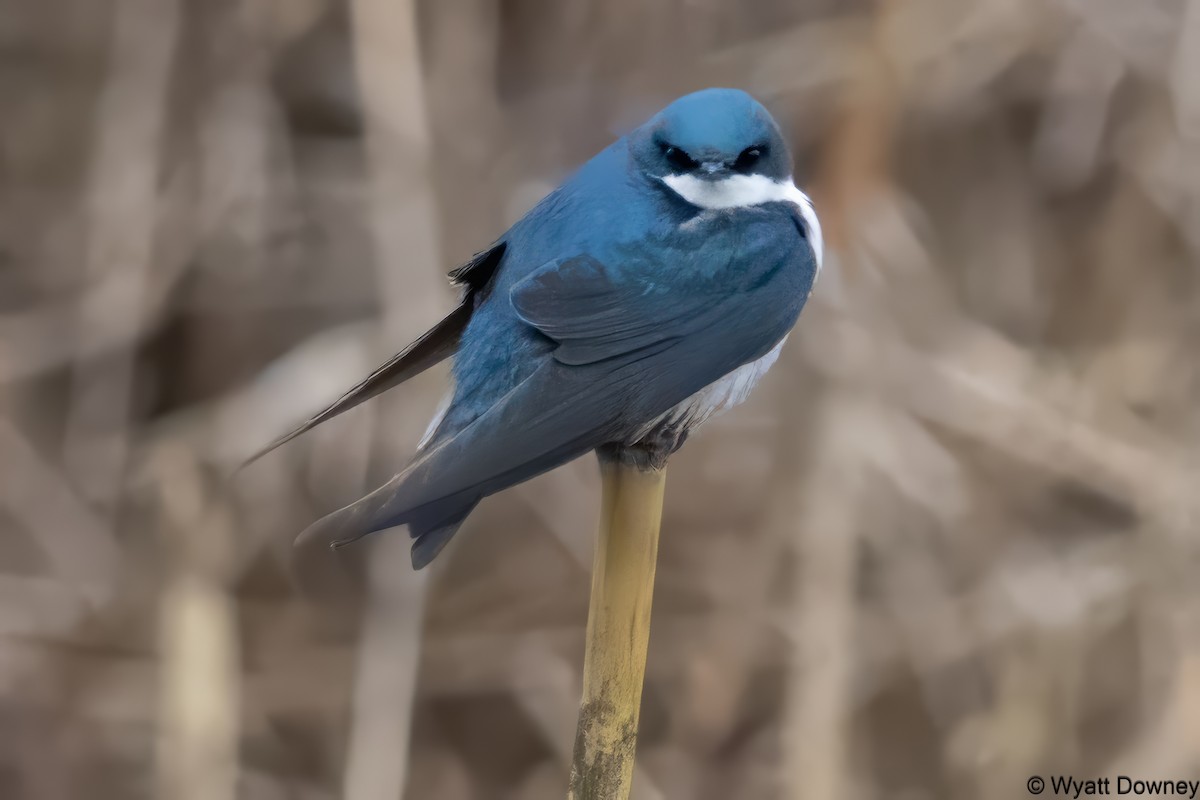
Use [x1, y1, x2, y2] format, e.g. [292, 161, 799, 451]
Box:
[698, 161, 729, 179]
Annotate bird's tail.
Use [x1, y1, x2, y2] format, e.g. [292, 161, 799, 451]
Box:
[294, 479, 481, 575]
[407, 500, 481, 569]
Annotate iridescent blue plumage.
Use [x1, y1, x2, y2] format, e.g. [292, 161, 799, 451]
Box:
[258, 88, 822, 569]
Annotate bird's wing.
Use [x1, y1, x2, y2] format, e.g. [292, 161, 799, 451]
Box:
[509, 204, 816, 366]
[300, 204, 816, 548]
[237, 242, 506, 469]
[509, 255, 712, 365]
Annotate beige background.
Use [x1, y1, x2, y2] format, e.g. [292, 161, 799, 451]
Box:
[1, 0, 1198, 798]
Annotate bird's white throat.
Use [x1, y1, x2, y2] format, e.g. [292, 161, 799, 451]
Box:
[662, 173, 824, 271]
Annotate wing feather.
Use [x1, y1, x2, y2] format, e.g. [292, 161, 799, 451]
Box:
[238, 243, 506, 469]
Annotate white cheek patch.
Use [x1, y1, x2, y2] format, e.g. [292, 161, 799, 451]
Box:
[662, 173, 824, 276]
[663, 173, 786, 209]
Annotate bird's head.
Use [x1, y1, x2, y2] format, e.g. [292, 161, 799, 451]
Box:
[630, 88, 793, 207]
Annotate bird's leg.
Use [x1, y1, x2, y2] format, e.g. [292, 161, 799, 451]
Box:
[569, 449, 667, 800]
[601, 422, 689, 471]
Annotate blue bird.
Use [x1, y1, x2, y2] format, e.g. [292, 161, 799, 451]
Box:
[246, 87, 823, 569]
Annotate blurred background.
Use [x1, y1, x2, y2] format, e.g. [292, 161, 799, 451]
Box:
[3, 0, 1200, 798]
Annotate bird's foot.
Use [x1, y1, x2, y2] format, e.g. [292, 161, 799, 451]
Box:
[599, 425, 689, 471]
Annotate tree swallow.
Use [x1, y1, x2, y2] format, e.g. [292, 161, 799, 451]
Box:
[247, 87, 823, 569]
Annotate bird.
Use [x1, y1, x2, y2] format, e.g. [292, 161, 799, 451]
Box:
[245, 87, 823, 570]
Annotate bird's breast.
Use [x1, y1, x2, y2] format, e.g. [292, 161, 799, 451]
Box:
[632, 336, 786, 441]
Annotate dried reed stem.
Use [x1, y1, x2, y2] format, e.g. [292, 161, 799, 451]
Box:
[155, 450, 239, 800]
[340, 0, 441, 796]
[569, 459, 666, 800]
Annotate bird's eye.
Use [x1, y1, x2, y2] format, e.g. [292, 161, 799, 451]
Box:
[663, 145, 698, 172]
[733, 146, 765, 173]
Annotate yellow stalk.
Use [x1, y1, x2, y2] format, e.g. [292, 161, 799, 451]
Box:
[568, 458, 667, 800]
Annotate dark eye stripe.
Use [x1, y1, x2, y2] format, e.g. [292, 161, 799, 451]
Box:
[733, 145, 766, 173]
[663, 145, 699, 172]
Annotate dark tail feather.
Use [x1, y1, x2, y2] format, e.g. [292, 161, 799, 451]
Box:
[287, 498, 477, 599]
[292, 470, 481, 577]
[408, 499, 480, 569]
[288, 503, 473, 594]
[236, 242, 507, 472]
[236, 303, 469, 471]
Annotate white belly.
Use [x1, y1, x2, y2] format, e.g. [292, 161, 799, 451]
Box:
[635, 336, 787, 438]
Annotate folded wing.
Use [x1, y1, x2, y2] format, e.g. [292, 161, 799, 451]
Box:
[296, 205, 816, 568]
